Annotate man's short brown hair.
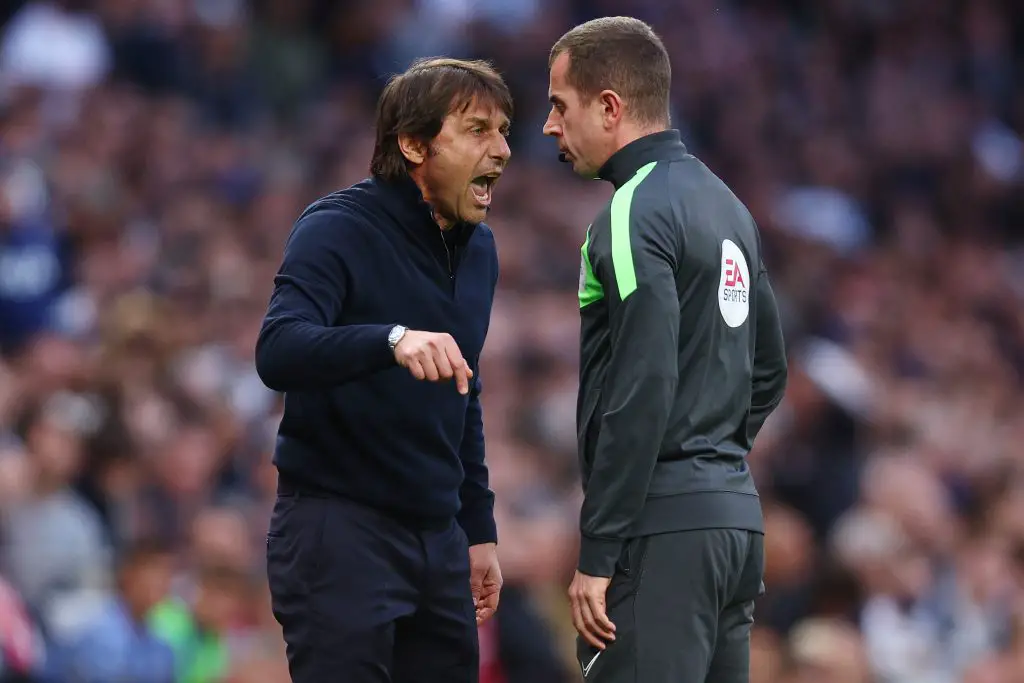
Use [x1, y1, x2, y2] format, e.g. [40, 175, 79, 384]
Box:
[370, 57, 514, 182]
[549, 16, 671, 126]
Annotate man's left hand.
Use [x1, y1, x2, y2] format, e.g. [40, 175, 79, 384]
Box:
[469, 543, 502, 624]
[568, 570, 615, 649]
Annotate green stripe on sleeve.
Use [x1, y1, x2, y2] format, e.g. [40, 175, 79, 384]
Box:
[579, 225, 604, 308]
[609, 161, 657, 301]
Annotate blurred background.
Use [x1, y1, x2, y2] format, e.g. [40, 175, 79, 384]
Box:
[0, 0, 1023, 681]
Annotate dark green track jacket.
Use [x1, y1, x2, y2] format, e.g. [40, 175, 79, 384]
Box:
[576, 130, 788, 577]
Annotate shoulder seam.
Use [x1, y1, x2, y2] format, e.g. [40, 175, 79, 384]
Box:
[296, 195, 379, 236]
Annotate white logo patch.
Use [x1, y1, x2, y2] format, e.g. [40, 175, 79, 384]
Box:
[718, 239, 750, 328]
[581, 650, 602, 677]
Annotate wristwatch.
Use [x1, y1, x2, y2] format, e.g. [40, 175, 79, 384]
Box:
[387, 325, 407, 352]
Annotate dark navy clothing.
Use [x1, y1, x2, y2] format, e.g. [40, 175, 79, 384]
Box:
[255, 173, 499, 546]
[0, 215, 69, 353]
[258, 172, 498, 683]
[267, 479, 479, 683]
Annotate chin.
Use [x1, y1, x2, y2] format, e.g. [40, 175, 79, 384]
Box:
[573, 163, 598, 179]
[565, 156, 593, 177]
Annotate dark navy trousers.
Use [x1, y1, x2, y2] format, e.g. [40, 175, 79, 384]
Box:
[266, 477, 479, 683]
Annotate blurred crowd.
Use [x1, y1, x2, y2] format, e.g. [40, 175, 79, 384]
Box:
[0, 0, 1023, 681]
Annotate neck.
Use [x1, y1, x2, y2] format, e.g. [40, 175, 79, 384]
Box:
[432, 210, 455, 231]
[595, 126, 684, 189]
[608, 122, 668, 164]
[408, 170, 454, 231]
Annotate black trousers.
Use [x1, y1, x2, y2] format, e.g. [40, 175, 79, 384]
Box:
[576, 529, 765, 683]
[266, 484, 478, 683]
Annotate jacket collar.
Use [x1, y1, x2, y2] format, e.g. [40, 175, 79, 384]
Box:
[597, 129, 689, 190]
[373, 172, 476, 245]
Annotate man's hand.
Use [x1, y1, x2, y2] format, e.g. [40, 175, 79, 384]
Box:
[393, 331, 474, 395]
[568, 570, 615, 649]
[469, 543, 502, 624]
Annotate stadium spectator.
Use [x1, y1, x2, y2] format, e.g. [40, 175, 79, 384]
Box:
[54, 538, 175, 683]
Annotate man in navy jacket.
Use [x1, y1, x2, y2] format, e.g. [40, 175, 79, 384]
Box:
[255, 57, 512, 683]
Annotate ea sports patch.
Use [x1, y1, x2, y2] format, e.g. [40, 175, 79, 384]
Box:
[718, 239, 750, 327]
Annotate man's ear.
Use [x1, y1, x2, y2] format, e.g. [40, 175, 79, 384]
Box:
[599, 90, 624, 129]
[398, 134, 427, 165]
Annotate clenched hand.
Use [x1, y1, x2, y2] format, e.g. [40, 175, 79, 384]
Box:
[393, 331, 473, 394]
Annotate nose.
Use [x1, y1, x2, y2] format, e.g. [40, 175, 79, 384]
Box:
[492, 133, 511, 164]
[542, 111, 560, 137]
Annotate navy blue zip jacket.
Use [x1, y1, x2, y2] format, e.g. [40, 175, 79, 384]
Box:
[254, 173, 499, 545]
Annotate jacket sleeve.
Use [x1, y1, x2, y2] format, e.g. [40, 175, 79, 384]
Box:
[748, 261, 788, 442]
[456, 238, 499, 546]
[579, 205, 681, 577]
[456, 367, 497, 545]
[255, 208, 398, 392]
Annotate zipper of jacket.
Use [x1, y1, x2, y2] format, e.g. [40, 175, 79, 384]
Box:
[439, 231, 454, 279]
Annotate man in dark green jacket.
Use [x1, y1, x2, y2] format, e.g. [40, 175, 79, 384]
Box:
[543, 16, 789, 683]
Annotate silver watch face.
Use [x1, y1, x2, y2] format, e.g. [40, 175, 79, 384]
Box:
[388, 325, 406, 347]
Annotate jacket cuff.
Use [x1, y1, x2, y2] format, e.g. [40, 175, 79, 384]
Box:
[457, 495, 497, 546]
[578, 536, 623, 578]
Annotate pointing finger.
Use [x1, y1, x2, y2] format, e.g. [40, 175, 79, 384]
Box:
[443, 340, 466, 368]
[444, 345, 470, 395]
[453, 364, 470, 395]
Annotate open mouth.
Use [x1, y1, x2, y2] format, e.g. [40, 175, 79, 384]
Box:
[470, 173, 500, 207]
